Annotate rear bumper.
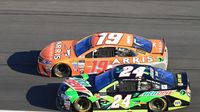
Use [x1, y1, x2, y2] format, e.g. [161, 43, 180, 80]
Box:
[153, 46, 168, 70]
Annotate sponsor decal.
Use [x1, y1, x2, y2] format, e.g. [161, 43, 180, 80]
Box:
[90, 60, 109, 73]
[156, 57, 164, 62]
[95, 93, 101, 99]
[54, 41, 62, 60]
[65, 47, 71, 58]
[78, 60, 85, 74]
[73, 78, 91, 87]
[64, 101, 71, 110]
[153, 43, 157, 48]
[180, 90, 186, 95]
[158, 41, 163, 53]
[141, 90, 173, 96]
[112, 59, 121, 65]
[72, 60, 85, 73]
[112, 56, 153, 65]
[153, 41, 163, 53]
[72, 61, 78, 71]
[127, 36, 131, 45]
[161, 85, 168, 90]
[173, 100, 182, 106]
[134, 38, 143, 47]
[65, 79, 88, 93]
[177, 74, 183, 86]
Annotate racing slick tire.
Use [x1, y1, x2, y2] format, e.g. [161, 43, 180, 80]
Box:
[148, 98, 167, 112]
[73, 97, 92, 112]
[52, 63, 71, 78]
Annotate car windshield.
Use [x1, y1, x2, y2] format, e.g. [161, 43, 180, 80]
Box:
[95, 70, 114, 91]
[74, 35, 93, 56]
[134, 35, 152, 53]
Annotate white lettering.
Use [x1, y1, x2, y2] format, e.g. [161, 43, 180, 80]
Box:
[132, 57, 140, 63]
[112, 58, 121, 65]
[141, 57, 145, 63]
[54, 41, 62, 60]
[147, 56, 153, 62]
[123, 58, 130, 64]
[127, 36, 131, 45]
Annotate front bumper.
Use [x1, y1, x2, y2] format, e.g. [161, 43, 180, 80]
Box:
[37, 56, 52, 77]
[56, 95, 72, 112]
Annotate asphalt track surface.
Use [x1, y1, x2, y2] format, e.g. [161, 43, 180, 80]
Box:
[0, 0, 200, 111]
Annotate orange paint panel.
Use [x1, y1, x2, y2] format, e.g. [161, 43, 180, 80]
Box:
[150, 39, 165, 54]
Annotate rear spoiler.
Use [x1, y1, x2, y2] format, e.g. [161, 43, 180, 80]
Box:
[161, 38, 166, 55]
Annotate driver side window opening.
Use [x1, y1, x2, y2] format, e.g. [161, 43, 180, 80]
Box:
[118, 79, 138, 92]
[106, 79, 161, 93]
[138, 80, 161, 91]
[106, 79, 138, 93]
[115, 47, 137, 57]
[85, 47, 116, 58]
[85, 47, 137, 58]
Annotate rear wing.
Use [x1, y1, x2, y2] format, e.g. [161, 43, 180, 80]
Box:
[162, 38, 166, 55]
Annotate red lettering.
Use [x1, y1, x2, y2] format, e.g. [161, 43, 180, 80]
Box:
[65, 79, 87, 91]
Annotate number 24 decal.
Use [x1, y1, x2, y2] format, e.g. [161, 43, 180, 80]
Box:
[119, 66, 146, 78]
[96, 33, 123, 45]
[111, 94, 132, 108]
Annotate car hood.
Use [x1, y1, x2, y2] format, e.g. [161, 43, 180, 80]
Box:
[40, 40, 77, 61]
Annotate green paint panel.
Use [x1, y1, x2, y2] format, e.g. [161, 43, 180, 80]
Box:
[88, 96, 99, 103]
[65, 88, 79, 103]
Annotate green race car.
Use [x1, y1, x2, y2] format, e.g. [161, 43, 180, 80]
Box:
[56, 64, 191, 112]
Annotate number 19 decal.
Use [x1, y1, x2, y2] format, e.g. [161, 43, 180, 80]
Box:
[96, 33, 123, 45]
[111, 94, 132, 109]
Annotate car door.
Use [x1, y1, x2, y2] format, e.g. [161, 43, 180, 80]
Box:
[98, 79, 139, 110]
[80, 46, 117, 74]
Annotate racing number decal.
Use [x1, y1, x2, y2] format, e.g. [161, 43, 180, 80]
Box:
[96, 33, 123, 45]
[91, 60, 108, 73]
[119, 66, 146, 78]
[111, 94, 132, 109]
[119, 66, 133, 77]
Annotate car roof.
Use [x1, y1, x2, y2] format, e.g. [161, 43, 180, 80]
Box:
[91, 32, 153, 53]
[112, 64, 176, 86]
[74, 32, 153, 56]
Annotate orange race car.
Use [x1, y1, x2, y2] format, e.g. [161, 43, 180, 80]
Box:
[38, 32, 168, 77]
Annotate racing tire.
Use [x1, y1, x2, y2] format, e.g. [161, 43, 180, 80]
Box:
[148, 98, 167, 112]
[52, 63, 71, 78]
[73, 97, 92, 112]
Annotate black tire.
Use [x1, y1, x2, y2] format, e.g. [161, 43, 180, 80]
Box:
[52, 63, 71, 78]
[73, 97, 92, 112]
[148, 98, 167, 112]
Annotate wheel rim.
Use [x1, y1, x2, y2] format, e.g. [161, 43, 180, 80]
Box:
[53, 64, 70, 77]
[149, 98, 167, 112]
[74, 98, 91, 112]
